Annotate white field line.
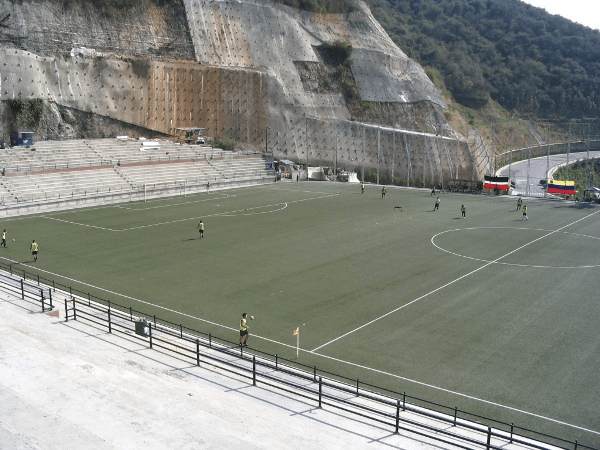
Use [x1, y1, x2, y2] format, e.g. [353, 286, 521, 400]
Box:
[312, 209, 600, 352]
[431, 226, 600, 269]
[39, 217, 119, 231]
[114, 193, 234, 210]
[304, 209, 600, 435]
[38, 191, 337, 231]
[303, 347, 600, 436]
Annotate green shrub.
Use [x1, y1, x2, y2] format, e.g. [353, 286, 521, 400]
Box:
[360, 101, 380, 118]
[9, 97, 44, 129]
[318, 40, 353, 67]
[210, 137, 236, 151]
[425, 67, 444, 89]
[553, 158, 600, 197]
[337, 64, 360, 100]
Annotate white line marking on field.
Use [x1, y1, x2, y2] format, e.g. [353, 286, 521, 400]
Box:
[116, 190, 336, 229]
[267, 186, 333, 196]
[312, 209, 600, 352]
[38, 191, 336, 231]
[431, 226, 600, 269]
[303, 348, 600, 436]
[115, 194, 234, 210]
[214, 204, 288, 217]
[40, 216, 118, 231]
[1, 256, 233, 331]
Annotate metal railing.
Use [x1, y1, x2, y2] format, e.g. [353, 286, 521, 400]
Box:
[0, 265, 596, 450]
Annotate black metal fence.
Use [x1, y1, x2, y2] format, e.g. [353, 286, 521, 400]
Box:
[0, 264, 596, 450]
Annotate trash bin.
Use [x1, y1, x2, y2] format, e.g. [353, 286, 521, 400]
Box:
[135, 318, 149, 337]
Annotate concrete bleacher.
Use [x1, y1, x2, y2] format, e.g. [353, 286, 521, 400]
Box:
[0, 182, 16, 204]
[209, 157, 274, 181]
[1, 138, 219, 172]
[117, 161, 219, 186]
[0, 138, 275, 212]
[85, 138, 214, 164]
[117, 155, 272, 187]
[1, 167, 133, 202]
[4, 140, 103, 171]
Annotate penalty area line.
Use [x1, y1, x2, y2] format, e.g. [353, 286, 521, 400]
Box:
[40, 192, 335, 231]
[40, 215, 118, 231]
[114, 193, 234, 211]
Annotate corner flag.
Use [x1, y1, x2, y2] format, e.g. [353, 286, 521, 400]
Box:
[293, 327, 299, 335]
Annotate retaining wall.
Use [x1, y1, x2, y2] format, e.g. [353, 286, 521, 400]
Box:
[0, 0, 490, 184]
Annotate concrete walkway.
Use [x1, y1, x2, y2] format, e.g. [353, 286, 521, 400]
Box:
[0, 290, 562, 450]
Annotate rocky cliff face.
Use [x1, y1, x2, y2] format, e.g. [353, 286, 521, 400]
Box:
[0, 0, 493, 184]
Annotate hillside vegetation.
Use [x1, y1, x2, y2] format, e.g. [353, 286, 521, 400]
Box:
[365, 0, 600, 121]
[553, 158, 600, 196]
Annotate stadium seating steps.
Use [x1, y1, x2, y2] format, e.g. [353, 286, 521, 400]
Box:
[0, 139, 274, 204]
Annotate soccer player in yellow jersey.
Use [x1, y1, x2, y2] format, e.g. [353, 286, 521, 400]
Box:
[197, 220, 204, 239]
[30, 239, 39, 261]
[1, 229, 6, 247]
[239, 312, 250, 347]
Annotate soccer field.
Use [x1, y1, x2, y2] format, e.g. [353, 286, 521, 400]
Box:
[2, 182, 600, 446]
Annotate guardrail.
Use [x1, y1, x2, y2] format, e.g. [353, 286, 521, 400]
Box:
[0, 265, 596, 450]
[0, 270, 54, 311]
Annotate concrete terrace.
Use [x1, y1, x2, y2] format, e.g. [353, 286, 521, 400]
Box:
[0, 138, 275, 214]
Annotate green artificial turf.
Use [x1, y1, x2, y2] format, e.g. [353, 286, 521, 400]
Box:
[2, 183, 599, 446]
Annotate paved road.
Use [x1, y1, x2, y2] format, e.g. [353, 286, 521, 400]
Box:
[496, 150, 600, 196]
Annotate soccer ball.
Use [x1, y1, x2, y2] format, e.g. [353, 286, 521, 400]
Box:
[250, 315, 254, 320]
[12, 238, 15, 242]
